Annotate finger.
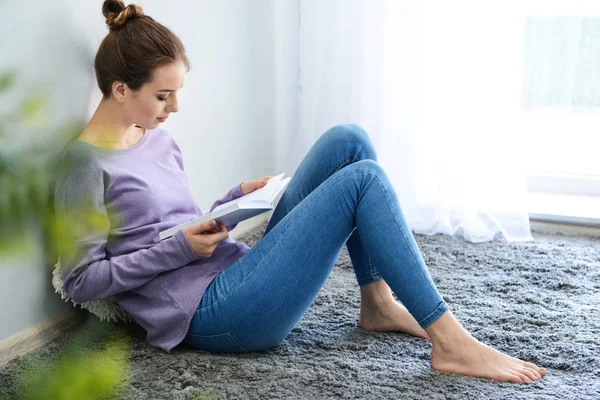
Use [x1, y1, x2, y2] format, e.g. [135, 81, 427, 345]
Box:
[250, 181, 267, 192]
[194, 220, 217, 233]
[205, 223, 228, 244]
[218, 223, 229, 238]
[205, 222, 225, 234]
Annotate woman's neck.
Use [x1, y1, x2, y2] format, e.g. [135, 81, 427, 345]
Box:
[80, 99, 143, 147]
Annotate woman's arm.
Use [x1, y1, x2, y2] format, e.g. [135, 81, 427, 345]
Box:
[54, 153, 200, 303]
[60, 231, 198, 303]
[191, 183, 245, 232]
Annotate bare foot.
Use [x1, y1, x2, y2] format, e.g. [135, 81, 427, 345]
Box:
[429, 313, 546, 383]
[358, 300, 429, 339]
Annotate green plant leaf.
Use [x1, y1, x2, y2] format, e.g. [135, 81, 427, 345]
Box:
[18, 330, 130, 400]
[18, 95, 46, 124]
[0, 70, 17, 92]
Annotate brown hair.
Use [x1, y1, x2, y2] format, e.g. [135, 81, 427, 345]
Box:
[95, 0, 191, 99]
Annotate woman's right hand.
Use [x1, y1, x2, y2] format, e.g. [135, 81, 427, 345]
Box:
[181, 220, 229, 258]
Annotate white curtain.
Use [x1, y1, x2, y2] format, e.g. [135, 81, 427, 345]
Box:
[281, 0, 599, 243]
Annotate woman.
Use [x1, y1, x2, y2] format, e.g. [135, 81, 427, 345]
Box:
[55, 0, 546, 383]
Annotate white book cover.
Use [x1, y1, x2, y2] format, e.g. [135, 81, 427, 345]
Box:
[159, 173, 291, 240]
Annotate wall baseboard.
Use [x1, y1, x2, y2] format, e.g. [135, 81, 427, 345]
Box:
[0, 309, 86, 366]
[530, 220, 600, 238]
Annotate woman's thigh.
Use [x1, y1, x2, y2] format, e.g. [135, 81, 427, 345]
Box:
[184, 160, 380, 353]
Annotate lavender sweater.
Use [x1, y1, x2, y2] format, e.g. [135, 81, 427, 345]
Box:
[53, 128, 250, 351]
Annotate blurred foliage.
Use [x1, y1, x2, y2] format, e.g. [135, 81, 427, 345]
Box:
[0, 68, 85, 262]
[14, 318, 130, 400]
[0, 69, 131, 399]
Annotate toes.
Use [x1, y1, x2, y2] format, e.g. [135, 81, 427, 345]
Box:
[507, 374, 524, 384]
[516, 372, 532, 383]
[519, 367, 540, 381]
[521, 361, 547, 378]
[530, 370, 542, 380]
[522, 361, 544, 372]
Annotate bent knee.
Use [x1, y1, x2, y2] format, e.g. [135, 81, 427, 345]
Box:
[323, 123, 377, 161]
[325, 123, 369, 143]
[347, 159, 385, 176]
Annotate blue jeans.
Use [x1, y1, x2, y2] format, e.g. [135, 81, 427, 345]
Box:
[182, 124, 448, 353]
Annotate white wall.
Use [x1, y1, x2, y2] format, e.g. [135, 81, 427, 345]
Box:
[0, 0, 299, 341]
[272, 0, 300, 174]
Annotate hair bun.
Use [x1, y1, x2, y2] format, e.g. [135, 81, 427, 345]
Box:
[103, 0, 144, 31]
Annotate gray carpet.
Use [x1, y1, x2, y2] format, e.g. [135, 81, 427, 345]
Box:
[1, 222, 599, 399]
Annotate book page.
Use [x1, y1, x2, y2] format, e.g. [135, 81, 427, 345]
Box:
[270, 177, 291, 203]
[212, 173, 286, 212]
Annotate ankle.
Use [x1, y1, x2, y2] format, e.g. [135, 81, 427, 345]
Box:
[360, 280, 394, 308]
[425, 311, 474, 352]
[431, 331, 476, 355]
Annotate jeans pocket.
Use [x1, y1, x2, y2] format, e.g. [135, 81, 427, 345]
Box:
[183, 332, 247, 353]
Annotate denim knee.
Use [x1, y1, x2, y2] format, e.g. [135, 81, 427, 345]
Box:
[335, 160, 389, 199]
[324, 123, 378, 162]
[346, 159, 386, 178]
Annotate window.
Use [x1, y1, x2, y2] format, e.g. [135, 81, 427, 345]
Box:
[523, 16, 600, 223]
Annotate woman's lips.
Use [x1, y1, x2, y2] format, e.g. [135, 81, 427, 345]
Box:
[157, 117, 167, 122]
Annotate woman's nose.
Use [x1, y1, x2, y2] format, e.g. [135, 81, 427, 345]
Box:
[167, 97, 179, 113]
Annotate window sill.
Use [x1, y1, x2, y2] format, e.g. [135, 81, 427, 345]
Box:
[528, 192, 600, 227]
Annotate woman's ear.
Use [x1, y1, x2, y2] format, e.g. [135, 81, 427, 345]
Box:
[112, 81, 127, 102]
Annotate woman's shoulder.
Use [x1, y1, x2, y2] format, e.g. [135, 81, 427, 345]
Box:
[60, 139, 98, 166]
[59, 127, 178, 165]
[149, 127, 185, 154]
[151, 127, 179, 144]
[53, 143, 101, 185]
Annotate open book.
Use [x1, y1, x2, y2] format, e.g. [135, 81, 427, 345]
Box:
[159, 173, 292, 240]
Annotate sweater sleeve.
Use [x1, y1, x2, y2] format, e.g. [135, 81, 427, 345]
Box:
[54, 151, 199, 303]
[208, 183, 245, 231]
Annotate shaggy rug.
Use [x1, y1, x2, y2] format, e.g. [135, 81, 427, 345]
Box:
[1, 221, 599, 399]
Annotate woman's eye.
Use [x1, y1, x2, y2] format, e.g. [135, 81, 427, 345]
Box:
[157, 96, 167, 101]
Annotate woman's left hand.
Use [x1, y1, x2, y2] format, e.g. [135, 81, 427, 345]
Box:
[241, 176, 272, 195]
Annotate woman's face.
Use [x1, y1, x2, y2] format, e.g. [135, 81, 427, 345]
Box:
[124, 60, 186, 129]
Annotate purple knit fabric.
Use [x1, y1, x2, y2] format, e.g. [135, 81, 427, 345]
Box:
[53, 128, 250, 351]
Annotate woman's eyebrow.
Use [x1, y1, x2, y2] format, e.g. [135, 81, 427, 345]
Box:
[157, 85, 184, 93]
